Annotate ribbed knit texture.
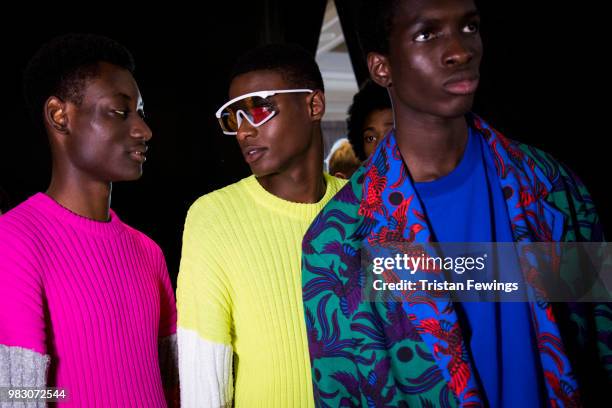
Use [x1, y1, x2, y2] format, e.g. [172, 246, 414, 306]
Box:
[0, 193, 177, 407]
[178, 174, 346, 408]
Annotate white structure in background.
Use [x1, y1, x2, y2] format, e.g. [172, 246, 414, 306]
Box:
[316, 0, 358, 155]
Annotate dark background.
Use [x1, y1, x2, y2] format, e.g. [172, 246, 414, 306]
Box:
[1, 1, 609, 286]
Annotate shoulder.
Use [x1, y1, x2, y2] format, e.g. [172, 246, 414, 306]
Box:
[304, 168, 367, 252]
[186, 176, 252, 223]
[510, 137, 591, 205]
[0, 195, 43, 231]
[473, 114, 575, 188]
[322, 167, 365, 217]
[475, 115, 601, 240]
[120, 222, 168, 271]
[124, 223, 164, 253]
[0, 196, 48, 255]
[324, 173, 349, 196]
[517, 141, 569, 183]
[0, 197, 50, 279]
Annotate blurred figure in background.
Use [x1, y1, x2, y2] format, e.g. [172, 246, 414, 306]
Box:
[327, 138, 361, 179]
[346, 79, 393, 161]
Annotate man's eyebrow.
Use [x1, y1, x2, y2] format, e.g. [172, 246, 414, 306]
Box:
[464, 10, 481, 20]
[110, 92, 144, 109]
[413, 16, 442, 26]
[112, 92, 133, 101]
[411, 9, 481, 26]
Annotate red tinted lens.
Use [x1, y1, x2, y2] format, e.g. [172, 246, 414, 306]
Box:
[220, 96, 276, 133]
[248, 105, 274, 124]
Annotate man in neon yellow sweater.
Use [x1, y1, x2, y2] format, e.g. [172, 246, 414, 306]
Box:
[177, 44, 346, 407]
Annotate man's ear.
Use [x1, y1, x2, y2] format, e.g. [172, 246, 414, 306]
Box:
[367, 52, 392, 88]
[308, 90, 325, 121]
[44, 96, 69, 134]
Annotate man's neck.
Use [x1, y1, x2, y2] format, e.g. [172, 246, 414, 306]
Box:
[46, 170, 112, 222]
[257, 169, 326, 204]
[394, 110, 469, 183]
[256, 136, 326, 204]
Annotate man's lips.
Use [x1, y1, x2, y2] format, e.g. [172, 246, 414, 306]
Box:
[242, 146, 267, 164]
[128, 146, 148, 163]
[443, 75, 480, 95]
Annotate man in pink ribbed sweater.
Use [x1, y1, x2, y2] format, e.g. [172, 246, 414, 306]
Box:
[0, 34, 178, 407]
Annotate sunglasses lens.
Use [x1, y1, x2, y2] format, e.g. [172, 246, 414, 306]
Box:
[249, 105, 274, 124]
[219, 96, 275, 133]
[220, 111, 238, 133]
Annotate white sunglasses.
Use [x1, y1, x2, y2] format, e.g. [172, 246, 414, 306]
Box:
[215, 89, 313, 135]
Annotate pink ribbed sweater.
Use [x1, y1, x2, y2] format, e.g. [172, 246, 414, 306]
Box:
[0, 193, 176, 407]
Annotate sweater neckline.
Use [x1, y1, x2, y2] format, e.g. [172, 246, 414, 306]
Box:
[29, 193, 126, 236]
[242, 173, 338, 220]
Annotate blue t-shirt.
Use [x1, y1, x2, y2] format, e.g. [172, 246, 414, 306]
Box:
[413, 127, 545, 407]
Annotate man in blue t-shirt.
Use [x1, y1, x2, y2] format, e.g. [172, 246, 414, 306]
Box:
[301, 1, 609, 407]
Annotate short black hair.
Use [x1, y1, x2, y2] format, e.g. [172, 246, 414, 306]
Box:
[23, 33, 135, 121]
[359, 0, 400, 55]
[229, 43, 324, 92]
[347, 80, 392, 161]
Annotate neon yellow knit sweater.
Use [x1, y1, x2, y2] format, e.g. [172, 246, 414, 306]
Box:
[177, 174, 346, 408]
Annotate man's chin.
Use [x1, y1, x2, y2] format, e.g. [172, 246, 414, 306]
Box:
[249, 162, 270, 177]
[252, 170, 270, 178]
[251, 165, 280, 179]
[443, 98, 474, 118]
